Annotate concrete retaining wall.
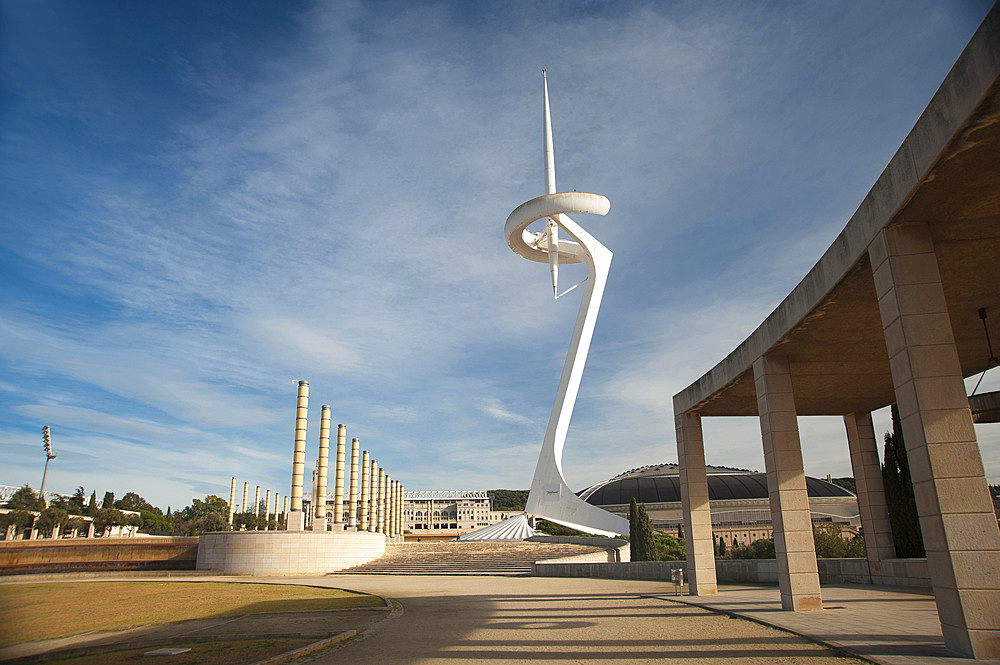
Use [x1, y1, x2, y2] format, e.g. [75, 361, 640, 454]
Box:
[197, 530, 385, 575]
[534, 560, 684, 579]
[0, 537, 198, 575]
[534, 557, 931, 588]
[527, 535, 630, 562]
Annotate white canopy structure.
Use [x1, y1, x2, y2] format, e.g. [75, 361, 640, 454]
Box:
[455, 513, 538, 541]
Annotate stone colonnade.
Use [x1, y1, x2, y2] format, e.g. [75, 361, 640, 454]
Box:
[674, 222, 1000, 658]
[226, 476, 284, 530]
[284, 381, 407, 540]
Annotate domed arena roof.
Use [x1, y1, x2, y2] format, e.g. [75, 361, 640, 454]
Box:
[580, 463, 853, 506]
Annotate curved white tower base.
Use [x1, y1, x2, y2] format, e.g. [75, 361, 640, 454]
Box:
[504, 73, 629, 537]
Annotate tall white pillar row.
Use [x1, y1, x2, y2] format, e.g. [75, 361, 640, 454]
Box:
[391, 480, 399, 538]
[395, 483, 401, 538]
[369, 459, 378, 533]
[349, 438, 360, 529]
[674, 411, 717, 595]
[844, 411, 896, 582]
[753, 354, 822, 611]
[287, 380, 309, 531]
[359, 450, 370, 531]
[869, 222, 1000, 658]
[334, 424, 346, 528]
[381, 472, 390, 536]
[313, 405, 331, 532]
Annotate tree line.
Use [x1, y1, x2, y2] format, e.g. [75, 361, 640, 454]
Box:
[0, 485, 281, 539]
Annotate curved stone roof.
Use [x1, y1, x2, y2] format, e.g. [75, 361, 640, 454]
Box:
[580, 464, 853, 506]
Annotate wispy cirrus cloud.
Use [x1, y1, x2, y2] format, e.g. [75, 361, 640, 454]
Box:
[0, 1, 993, 509]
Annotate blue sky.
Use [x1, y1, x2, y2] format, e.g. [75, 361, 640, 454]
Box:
[1, 1, 996, 510]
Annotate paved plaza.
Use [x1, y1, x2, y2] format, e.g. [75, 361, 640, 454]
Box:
[4, 574, 1000, 664]
[9, 575, 1000, 665]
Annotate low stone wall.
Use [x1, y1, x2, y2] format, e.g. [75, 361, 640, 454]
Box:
[716, 558, 930, 588]
[0, 537, 198, 575]
[534, 560, 684, 579]
[864, 558, 930, 588]
[197, 530, 386, 575]
[534, 557, 931, 589]
[527, 536, 630, 562]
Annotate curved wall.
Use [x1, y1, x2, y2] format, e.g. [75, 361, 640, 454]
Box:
[197, 530, 385, 576]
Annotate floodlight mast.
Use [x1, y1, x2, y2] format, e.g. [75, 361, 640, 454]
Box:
[40, 425, 56, 505]
[504, 72, 629, 537]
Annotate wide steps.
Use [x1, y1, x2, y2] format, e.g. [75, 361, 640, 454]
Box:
[336, 541, 604, 576]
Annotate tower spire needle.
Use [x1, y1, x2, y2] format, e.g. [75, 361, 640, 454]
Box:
[543, 70, 559, 298]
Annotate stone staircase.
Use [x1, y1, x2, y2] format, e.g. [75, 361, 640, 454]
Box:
[335, 541, 604, 576]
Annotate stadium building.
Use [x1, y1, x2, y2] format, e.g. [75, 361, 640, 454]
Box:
[580, 464, 860, 548]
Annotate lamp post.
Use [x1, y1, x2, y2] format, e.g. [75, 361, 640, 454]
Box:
[40, 425, 57, 505]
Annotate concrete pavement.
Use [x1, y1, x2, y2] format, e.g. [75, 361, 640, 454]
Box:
[7, 574, 997, 664]
[669, 584, 1000, 665]
[291, 574, 863, 664]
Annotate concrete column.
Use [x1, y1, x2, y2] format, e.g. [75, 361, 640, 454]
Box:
[309, 465, 318, 529]
[228, 477, 236, 527]
[314, 405, 331, 532]
[390, 480, 398, 537]
[397, 483, 406, 535]
[242, 483, 249, 517]
[674, 410, 718, 595]
[392, 480, 403, 536]
[844, 411, 896, 582]
[359, 450, 370, 531]
[397, 484, 403, 537]
[87, 521, 95, 538]
[254, 486, 261, 527]
[753, 353, 822, 611]
[282, 496, 288, 517]
[369, 459, 378, 533]
[869, 223, 1000, 659]
[349, 438, 360, 528]
[381, 471, 389, 536]
[264, 490, 271, 529]
[334, 424, 346, 526]
[288, 380, 309, 531]
[274, 493, 281, 525]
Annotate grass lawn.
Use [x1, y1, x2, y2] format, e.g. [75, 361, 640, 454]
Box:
[46, 639, 314, 665]
[0, 581, 383, 647]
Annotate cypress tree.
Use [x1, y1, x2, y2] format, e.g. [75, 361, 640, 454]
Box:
[718, 536, 727, 557]
[629, 498, 656, 561]
[882, 404, 925, 557]
[629, 499, 641, 558]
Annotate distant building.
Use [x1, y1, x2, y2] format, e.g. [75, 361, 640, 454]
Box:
[403, 490, 512, 537]
[580, 464, 861, 547]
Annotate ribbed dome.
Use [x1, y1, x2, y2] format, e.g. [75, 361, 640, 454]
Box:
[581, 466, 853, 506]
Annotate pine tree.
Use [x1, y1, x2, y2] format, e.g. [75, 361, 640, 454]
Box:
[882, 404, 925, 557]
